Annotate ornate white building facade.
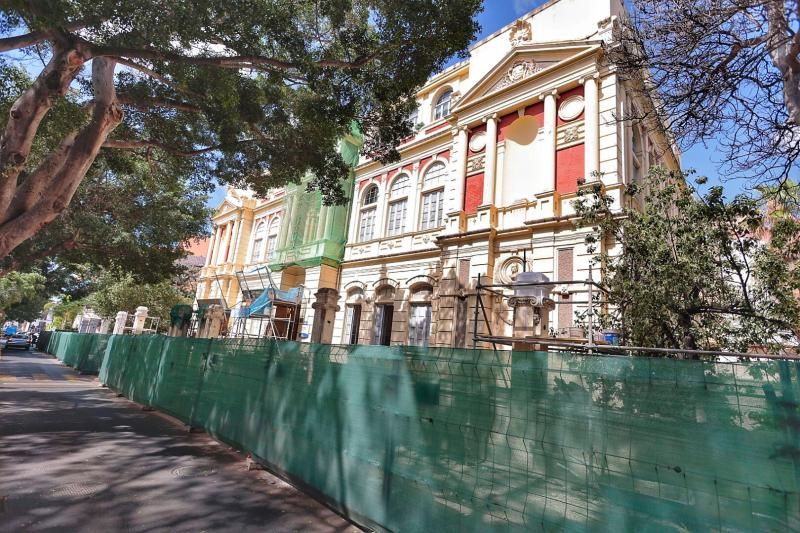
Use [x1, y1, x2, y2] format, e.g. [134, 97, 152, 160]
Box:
[196, 0, 678, 348]
[332, 0, 679, 348]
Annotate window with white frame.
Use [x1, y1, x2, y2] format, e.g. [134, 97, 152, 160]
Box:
[358, 184, 379, 242]
[423, 161, 447, 188]
[420, 190, 444, 230]
[386, 174, 410, 236]
[419, 162, 447, 230]
[250, 221, 266, 262]
[408, 284, 433, 347]
[266, 218, 280, 258]
[434, 89, 453, 121]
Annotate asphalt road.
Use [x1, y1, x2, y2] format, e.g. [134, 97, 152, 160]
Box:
[0, 348, 361, 533]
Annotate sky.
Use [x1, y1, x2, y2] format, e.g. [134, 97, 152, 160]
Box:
[202, 0, 724, 208]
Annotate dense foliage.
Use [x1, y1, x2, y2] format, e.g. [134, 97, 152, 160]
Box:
[574, 168, 800, 354]
[82, 272, 192, 324]
[0, 1, 482, 257]
[0, 271, 45, 322]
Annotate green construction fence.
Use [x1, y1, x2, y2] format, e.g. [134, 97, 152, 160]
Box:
[47, 332, 800, 532]
[44, 331, 110, 374]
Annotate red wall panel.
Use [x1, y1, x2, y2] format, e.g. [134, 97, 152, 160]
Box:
[464, 173, 484, 214]
[556, 144, 584, 194]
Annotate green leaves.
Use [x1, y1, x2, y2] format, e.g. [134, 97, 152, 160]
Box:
[574, 167, 800, 353]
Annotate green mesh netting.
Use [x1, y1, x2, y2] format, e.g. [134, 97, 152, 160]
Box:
[43, 332, 109, 373]
[52, 332, 800, 532]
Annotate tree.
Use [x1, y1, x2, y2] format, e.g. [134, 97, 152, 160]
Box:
[615, 1, 800, 192]
[0, 1, 482, 258]
[0, 271, 45, 321]
[574, 168, 800, 354]
[82, 271, 192, 324]
[0, 61, 211, 277]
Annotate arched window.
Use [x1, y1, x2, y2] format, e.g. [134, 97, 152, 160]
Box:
[363, 184, 379, 206]
[433, 89, 453, 121]
[359, 184, 379, 242]
[251, 220, 267, 262]
[408, 283, 434, 347]
[386, 174, 410, 237]
[420, 162, 447, 230]
[342, 287, 364, 344]
[372, 285, 396, 346]
[266, 217, 280, 258]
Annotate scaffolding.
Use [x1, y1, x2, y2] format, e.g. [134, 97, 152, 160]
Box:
[472, 264, 799, 361]
[229, 266, 304, 340]
[472, 263, 610, 353]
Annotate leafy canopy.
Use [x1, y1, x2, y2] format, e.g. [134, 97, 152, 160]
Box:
[574, 168, 800, 354]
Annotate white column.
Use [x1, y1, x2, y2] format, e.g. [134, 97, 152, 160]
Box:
[409, 167, 422, 232]
[204, 230, 217, 266]
[229, 217, 242, 265]
[219, 222, 233, 264]
[453, 126, 469, 211]
[209, 226, 222, 265]
[543, 91, 558, 190]
[132, 307, 148, 335]
[112, 311, 128, 335]
[482, 114, 498, 206]
[584, 75, 600, 181]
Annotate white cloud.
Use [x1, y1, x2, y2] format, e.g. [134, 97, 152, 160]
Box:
[513, 0, 538, 14]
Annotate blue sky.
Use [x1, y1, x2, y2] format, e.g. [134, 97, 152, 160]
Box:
[208, 0, 724, 208]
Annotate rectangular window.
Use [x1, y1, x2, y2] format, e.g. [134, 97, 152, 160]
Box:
[372, 304, 394, 346]
[358, 208, 376, 242]
[343, 305, 362, 345]
[386, 200, 408, 236]
[420, 189, 444, 230]
[408, 304, 432, 347]
[266, 235, 277, 258]
[251, 239, 263, 262]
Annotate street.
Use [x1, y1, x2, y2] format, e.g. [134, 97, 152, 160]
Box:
[0, 348, 361, 533]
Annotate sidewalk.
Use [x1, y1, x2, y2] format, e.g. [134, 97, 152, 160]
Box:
[0, 349, 362, 532]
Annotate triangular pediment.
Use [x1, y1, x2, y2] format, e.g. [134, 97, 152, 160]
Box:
[453, 42, 600, 112]
[213, 199, 241, 218]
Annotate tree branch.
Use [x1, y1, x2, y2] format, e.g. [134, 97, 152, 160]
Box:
[115, 57, 205, 99]
[103, 138, 253, 157]
[0, 22, 86, 53]
[0, 43, 89, 222]
[117, 94, 201, 113]
[0, 58, 123, 258]
[86, 41, 374, 72]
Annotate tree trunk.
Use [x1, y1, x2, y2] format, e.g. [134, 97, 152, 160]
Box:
[0, 44, 88, 219]
[0, 58, 122, 259]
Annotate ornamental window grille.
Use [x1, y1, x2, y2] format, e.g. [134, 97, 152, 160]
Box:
[423, 161, 447, 188]
[434, 89, 453, 121]
[390, 174, 410, 199]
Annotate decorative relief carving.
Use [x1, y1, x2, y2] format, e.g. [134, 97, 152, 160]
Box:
[486, 59, 555, 94]
[558, 95, 585, 122]
[468, 154, 486, 173]
[557, 121, 585, 147]
[497, 256, 525, 285]
[469, 131, 487, 152]
[563, 126, 580, 143]
[509, 20, 533, 47]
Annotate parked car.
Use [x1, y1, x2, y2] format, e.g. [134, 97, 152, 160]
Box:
[5, 334, 30, 350]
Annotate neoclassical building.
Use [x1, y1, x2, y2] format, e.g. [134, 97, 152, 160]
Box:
[332, 0, 679, 348]
[196, 0, 678, 348]
[195, 135, 361, 342]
